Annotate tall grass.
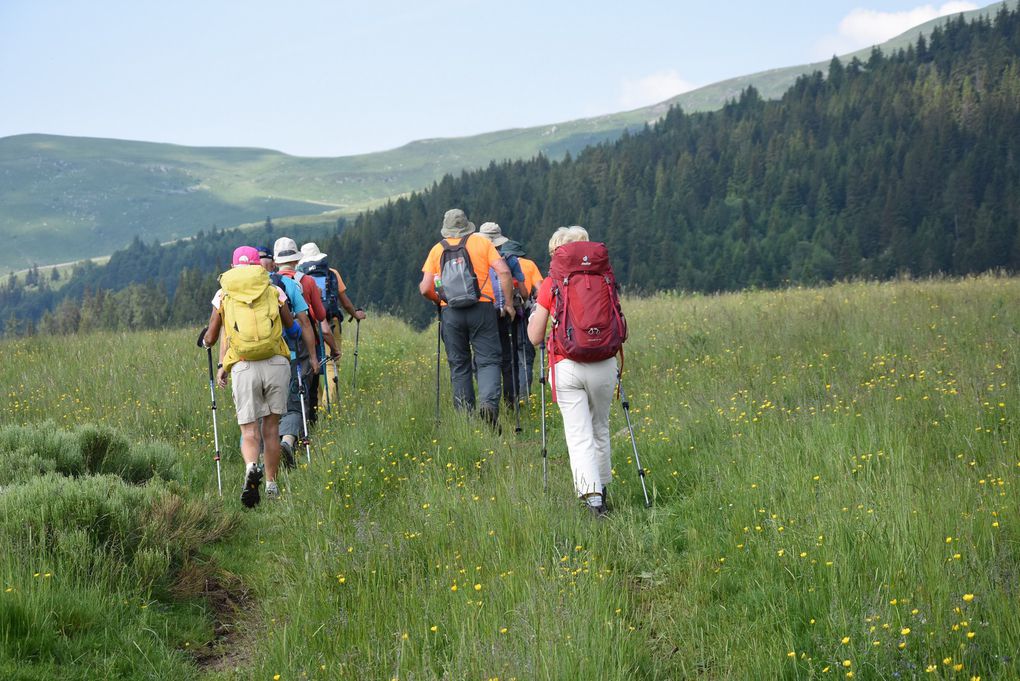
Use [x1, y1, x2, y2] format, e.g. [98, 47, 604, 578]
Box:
[1, 275, 1018, 679]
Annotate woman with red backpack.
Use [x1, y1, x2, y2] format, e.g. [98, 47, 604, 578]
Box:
[527, 226, 627, 517]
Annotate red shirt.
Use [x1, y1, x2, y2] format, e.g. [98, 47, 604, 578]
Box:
[281, 270, 326, 322]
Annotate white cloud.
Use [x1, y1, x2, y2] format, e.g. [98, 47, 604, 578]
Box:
[619, 70, 697, 109]
[814, 2, 979, 58]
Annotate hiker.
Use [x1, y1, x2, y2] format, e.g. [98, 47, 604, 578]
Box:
[298, 242, 367, 401]
[478, 222, 529, 407]
[257, 246, 319, 467]
[201, 246, 303, 507]
[527, 226, 627, 517]
[517, 255, 545, 393]
[273, 237, 339, 423]
[419, 208, 514, 427]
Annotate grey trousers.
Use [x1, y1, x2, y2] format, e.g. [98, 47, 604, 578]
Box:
[441, 303, 502, 414]
[497, 313, 529, 403]
[279, 359, 313, 438]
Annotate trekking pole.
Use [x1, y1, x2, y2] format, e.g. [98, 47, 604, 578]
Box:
[197, 329, 223, 496]
[294, 359, 312, 463]
[539, 340, 548, 492]
[330, 315, 342, 402]
[618, 373, 652, 508]
[330, 353, 341, 406]
[350, 313, 362, 392]
[435, 304, 442, 426]
[319, 337, 332, 414]
[509, 314, 522, 434]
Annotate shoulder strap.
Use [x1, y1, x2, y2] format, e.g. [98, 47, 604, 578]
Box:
[441, 234, 469, 251]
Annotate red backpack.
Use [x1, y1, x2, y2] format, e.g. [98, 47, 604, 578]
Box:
[548, 241, 627, 362]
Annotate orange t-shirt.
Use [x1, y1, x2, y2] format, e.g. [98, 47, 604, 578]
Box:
[422, 234, 503, 304]
[329, 267, 347, 295]
[518, 257, 544, 297]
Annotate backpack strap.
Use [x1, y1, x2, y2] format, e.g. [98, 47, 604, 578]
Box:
[548, 280, 564, 356]
[440, 233, 471, 250]
[615, 348, 625, 400]
[269, 272, 297, 314]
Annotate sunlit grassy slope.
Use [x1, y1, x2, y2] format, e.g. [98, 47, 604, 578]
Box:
[3, 1, 1013, 272]
[2, 276, 1020, 679]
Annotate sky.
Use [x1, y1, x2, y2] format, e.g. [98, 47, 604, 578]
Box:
[0, 1, 986, 158]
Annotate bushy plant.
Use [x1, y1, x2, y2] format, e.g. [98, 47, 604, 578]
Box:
[0, 421, 179, 485]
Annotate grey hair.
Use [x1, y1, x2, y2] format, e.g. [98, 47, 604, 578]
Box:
[548, 225, 589, 256]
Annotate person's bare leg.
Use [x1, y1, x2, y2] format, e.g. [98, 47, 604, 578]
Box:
[239, 422, 260, 465]
[239, 421, 263, 507]
[261, 414, 282, 482]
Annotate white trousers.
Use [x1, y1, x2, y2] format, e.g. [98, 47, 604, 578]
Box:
[554, 357, 617, 498]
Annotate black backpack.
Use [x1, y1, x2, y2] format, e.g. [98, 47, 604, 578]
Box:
[298, 259, 343, 320]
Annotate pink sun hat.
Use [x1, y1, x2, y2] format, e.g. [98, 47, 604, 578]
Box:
[232, 246, 260, 267]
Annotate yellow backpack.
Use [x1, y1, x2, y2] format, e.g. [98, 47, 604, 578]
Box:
[218, 266, 284, 365]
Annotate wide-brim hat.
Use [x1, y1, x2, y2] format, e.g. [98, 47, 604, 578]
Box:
[299, 242, 328, 266]
[441, 208, 475, 238]
[479, 221, 509, 247]
[498, 239, 526, 257]
[273, 237, 301, 264]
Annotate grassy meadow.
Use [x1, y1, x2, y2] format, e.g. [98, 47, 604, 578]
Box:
[2, 276, 1019, 679]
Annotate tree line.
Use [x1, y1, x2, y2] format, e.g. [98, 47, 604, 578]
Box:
[3, 7, 1020, 335]
[1, 219, 343, 336]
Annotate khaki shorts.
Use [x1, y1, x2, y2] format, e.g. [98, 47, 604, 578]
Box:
[231, 355, 291, 424]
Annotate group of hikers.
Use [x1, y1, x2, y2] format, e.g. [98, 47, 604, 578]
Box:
[202, 209, 634, 517]
[200, 237, 365, 507]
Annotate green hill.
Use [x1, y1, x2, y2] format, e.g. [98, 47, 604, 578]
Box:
[1, 0, 1013, 272]
[3, 277, 1020, 678]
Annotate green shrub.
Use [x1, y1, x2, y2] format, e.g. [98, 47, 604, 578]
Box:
[1, 474, 234, 589]
[0, 425, 80, 483]
[0, 473, 238, 678]
[0, 422, 179, 485]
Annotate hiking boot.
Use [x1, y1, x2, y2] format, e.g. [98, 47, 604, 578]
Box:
[240, 464, 263, 508]
[265, 480, 280, 499]
[479, 406, 501, 434]
[281, 440, 296, 470]
[602, 486, 612, 512]
[584, 492, 607, 518]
